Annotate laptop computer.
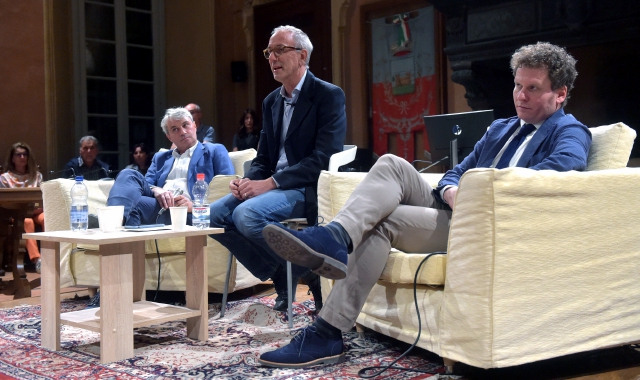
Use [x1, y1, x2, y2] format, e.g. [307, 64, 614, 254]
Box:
[423, 110, 495, 168]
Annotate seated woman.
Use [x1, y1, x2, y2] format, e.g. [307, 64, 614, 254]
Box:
[0, 142, 44, 273]
[125, 143, 153, 176]
[232, 108, 261, 151]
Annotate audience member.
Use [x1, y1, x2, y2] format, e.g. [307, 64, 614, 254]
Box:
[107, 107, 234, 227]
[125, 143, 153, 175]
[186, 103, 215, 143]
[209, 25, 346, 313]
[63, 136, 110, 180]
[259, 42, 592, 367]
[0, 142, 45, 273]
[232, 108, 261, 151]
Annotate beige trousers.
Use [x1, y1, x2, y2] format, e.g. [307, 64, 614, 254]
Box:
[319, 154, 452, 332]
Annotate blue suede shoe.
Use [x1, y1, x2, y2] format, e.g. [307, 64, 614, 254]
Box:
[263, 224, 348, 280]
[259, 325, 345, 368]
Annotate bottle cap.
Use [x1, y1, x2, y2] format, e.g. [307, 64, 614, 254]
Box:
[75, 176, 84, 181]
[197, 173, 205, 180]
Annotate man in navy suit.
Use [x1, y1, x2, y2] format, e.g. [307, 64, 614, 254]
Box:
[259, 42, 591, 368]
[208, 25, 346, 313]
[107, 107, 234, 226]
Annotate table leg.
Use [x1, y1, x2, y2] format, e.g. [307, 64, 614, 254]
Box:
[131, 241, 145, 302]
[11, 209, 30, 299]
[185, 235, 208, 341]
[99, 242, 134, 363]
[40, 241, 60, 351]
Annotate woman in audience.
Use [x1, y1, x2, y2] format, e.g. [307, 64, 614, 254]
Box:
[0, 142, 44, 273]
[125, 143, 153, 175]
[232, 108, 261, 151]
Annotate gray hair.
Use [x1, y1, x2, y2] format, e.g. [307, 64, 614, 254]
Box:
[160, 107, 194, 134]
[272, 25, 313, 67]
[510, 42, 578, 107]
[79, 136, 98, 146]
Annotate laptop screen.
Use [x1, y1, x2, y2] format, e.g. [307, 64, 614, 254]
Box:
[423, 110, 494, 167]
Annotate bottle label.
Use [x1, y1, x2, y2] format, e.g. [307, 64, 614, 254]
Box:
[192, 204, 210, 229]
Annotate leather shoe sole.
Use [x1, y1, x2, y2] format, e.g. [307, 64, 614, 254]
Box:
[263, 225, 347, 280]
[259, 352, 346, 368]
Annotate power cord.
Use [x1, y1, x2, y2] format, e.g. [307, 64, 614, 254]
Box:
[358, 251, 450, 378]
[151, 213, 165, 302]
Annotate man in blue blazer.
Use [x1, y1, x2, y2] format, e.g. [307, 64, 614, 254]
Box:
[259, 42, 591, 368]
[209, 25, 346, 312]
[107, 107, 234, 226]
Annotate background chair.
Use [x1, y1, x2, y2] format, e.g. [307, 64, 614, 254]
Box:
[220, 145, 358, 327]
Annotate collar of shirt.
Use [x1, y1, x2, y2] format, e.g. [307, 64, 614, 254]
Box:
[279, 69, 307, 104]
[490, 119, 543, 168]
[171, 141, 198, 159]
[520, 119, 542, 129]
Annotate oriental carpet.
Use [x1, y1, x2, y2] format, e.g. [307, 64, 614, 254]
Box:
[0, 296, 449, 379]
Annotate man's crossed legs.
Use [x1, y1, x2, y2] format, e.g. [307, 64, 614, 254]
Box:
[259, 154, 451, 368]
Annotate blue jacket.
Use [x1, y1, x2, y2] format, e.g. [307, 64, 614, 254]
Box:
[63, 157, 110, 180]
[247, 71, 347, 223]
[435, 108, 592, 201]
[145, 142, 234, 199]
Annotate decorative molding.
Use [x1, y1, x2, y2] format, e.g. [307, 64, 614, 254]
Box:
[337, 0, 350, 88]
[242, 0, 256, 107]
[467, 2, 535, 42]
[430, 0, 640, 114]
[43, 0, 58, 172]
[449, 61, 489, 110]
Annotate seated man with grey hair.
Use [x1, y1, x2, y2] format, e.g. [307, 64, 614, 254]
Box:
[107, 107, 234, 227]
[63, 136, 110, 180]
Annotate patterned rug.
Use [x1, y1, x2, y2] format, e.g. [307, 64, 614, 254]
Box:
[0, 295, 450, 379]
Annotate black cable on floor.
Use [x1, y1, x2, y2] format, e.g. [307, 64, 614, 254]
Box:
[358, 251, 450, 378]
[153, 239, 161, 301]
[152, 214, 164, 302]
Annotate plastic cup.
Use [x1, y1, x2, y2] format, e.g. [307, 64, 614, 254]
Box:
[97, 206, 124, 232]
[169, 206, 188, 231]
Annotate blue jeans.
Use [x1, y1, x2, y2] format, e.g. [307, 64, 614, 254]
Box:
[107, 169, 188, 226]
[209, 188, 309, 281]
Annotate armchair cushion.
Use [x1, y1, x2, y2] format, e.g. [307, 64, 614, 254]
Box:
[586, 122, 636, 170]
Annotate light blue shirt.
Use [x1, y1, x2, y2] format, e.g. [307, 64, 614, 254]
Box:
[275, 70, 308, 173]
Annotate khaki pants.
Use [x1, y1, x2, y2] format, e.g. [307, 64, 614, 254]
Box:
[320, 154, 452, 332]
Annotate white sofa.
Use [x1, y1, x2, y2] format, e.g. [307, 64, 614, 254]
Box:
[318, 123, 639, 369]
[41, 149, 262, 293]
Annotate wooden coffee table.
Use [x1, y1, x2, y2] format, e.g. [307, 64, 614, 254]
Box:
[24, 226, 222, 363]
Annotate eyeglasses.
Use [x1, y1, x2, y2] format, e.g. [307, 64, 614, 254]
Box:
[13, 153, 28, 158]
[263, 45, 301, 59]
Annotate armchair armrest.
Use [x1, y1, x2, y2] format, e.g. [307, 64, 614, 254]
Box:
[317, 170, 444, 222]
[440, 167, 640, 368]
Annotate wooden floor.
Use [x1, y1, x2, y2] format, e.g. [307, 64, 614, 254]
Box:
[1, 271, 639, 380]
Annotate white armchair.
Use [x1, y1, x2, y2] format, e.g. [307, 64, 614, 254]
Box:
[318, 123, 639, 370]
[41, 149, 262, 293]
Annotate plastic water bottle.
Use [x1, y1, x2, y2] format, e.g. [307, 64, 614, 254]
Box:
[192, 173, 210, 229]
[70, 176, 89, 231]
